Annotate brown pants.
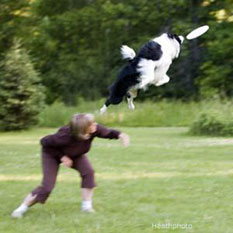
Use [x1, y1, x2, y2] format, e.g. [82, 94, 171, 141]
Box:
[31, 151, 96, 204]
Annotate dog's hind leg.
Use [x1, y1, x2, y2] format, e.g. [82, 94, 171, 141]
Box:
[126, 90, 138, 110]
[100, 98, 111, 114]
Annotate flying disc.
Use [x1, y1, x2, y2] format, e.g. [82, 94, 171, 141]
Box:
[186, 25, 209, 40]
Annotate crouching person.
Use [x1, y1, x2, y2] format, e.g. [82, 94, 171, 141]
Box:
[11, 113, 130, 218]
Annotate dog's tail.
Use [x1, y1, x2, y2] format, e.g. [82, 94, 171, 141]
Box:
[120, 45, 136, 60]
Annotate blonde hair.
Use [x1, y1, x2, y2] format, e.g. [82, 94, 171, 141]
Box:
[70, 113, 95, 140]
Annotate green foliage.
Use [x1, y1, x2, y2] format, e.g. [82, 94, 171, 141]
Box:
[190, 101, 233, 136]
[0, 40, 45, 131]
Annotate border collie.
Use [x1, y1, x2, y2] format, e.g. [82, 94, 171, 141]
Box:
[100, 33, 184, 114]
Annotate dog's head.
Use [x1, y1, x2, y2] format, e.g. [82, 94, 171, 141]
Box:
[167, 33, 184, 58]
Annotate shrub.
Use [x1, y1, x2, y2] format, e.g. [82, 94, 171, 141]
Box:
[190, 112, 233, 136]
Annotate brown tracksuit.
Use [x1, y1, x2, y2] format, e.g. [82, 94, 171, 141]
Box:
[31, 124, 120, 203]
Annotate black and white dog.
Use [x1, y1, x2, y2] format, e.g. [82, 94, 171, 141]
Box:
[100, 33, 184, 114]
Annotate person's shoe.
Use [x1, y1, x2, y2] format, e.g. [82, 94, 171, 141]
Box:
[11, 204, 28, 218]
[81, 208, 95, 213]
[11, 210, 24, 218]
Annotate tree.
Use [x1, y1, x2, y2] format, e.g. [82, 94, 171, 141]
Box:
[0, 40, 45, 131]
[196, 0, 233, 98]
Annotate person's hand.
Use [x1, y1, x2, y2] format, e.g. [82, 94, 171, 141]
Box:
[119, 133, 130, 147]
[61, 155, 73, 168]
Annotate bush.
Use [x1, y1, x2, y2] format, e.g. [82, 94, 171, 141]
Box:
[190, 112, 233, 136]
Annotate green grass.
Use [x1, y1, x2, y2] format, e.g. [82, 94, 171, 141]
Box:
[38, 99, 233, 128]
[1, 127, 233, 233]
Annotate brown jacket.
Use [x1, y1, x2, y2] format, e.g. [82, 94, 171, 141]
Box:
[40, 124, 120, 159]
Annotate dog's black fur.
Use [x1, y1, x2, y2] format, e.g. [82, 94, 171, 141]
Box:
[105, 41, 163, 107]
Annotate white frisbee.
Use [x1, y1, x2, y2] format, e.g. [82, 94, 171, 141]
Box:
[186, 25, 209, 40]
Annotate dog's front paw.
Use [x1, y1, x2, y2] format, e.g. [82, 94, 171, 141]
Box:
[155, 75, 170, 86]
[128, 102, 135, 110]
[155, 82, 163, 86]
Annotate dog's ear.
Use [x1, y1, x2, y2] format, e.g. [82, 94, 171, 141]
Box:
[167, 33, 173, 38]
[167, 33, 176, 40]
[169, 34, 183, 45]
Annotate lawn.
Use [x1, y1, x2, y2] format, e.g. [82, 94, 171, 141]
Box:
[0, 127, 233, 233]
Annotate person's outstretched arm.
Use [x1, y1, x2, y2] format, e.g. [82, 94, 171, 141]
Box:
[95, 124, 130, 146]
